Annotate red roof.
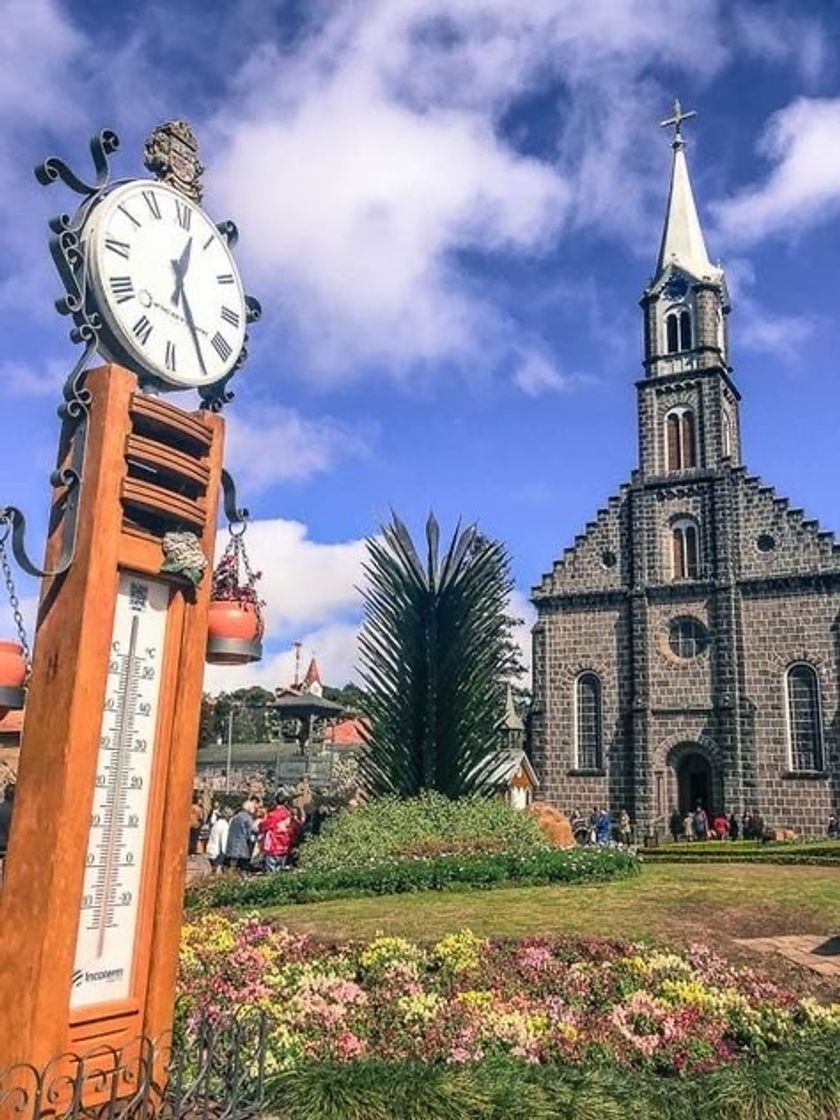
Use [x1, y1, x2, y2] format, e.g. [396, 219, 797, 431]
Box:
[302, 657, 321, 687]
[328, 716, 369, 748]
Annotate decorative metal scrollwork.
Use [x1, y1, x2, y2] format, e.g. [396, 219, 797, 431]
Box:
[36, 130, 123, 419]
[220, 469, 249, 528]
[0, 1008, 268, 1120]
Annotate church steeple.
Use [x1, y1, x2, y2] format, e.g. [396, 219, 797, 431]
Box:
[637, 102, 740, 477]
[656, 101, 721, 284]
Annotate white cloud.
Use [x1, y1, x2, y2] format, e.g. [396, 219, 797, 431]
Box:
[732, 7, 827, 83]
[221, 517, 367, 635]
[713, 97, 840, 245]
[204, 620, 361, 695]
[514, 349, 571, 397]
[207, 0, 733, 385]
[224, 403, 373, 493]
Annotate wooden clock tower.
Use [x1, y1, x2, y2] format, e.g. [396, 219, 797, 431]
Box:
[0, 122, 260, 1099]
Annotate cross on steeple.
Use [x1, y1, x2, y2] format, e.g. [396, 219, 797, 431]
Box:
[660, 99, 696, 148]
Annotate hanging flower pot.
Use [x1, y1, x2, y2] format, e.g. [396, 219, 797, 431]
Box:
[0, 639, 26, 719]
[206, 531, 265, 665]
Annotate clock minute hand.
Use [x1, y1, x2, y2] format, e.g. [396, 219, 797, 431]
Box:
[179, 284, 209, 379]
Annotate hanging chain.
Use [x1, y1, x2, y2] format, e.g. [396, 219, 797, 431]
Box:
[0, 519, 32, 679]
[234, 531, 259, 591]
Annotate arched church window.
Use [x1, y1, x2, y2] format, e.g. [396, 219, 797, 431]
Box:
[665, 408, 696, 470]
[575, 673, 602, 770]
[679, 309, 692, 350]
[786, 664, 824, 772]
[671, 518, 699, 580]
[666, 312, 679, 354]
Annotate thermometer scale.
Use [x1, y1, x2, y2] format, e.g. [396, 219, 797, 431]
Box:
[71, 573, 170, 1010]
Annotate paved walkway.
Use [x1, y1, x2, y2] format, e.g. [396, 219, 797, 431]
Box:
[734, 934, 840, 978]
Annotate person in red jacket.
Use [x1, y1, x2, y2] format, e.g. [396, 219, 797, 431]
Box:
[258, 794, 294, 873]
[712, 813, 730, 840]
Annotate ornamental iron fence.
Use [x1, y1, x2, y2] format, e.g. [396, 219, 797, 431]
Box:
[0, 1009, 269, 1120]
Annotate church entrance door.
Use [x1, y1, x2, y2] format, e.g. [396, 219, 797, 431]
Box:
[676, 751, 712, 816]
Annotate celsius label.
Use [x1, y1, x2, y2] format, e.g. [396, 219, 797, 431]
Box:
[70, 574, 169, 1010]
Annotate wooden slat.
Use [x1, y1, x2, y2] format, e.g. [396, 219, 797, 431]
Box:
[121, 478, 207, 531]
[129, 394, 213, 453]
[125, 433, 210, 491]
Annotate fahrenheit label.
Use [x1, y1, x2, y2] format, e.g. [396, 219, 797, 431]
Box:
[70, 573, 169, 1010]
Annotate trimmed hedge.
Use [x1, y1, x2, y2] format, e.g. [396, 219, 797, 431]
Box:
[266, 1036, 840, 1120]
[185, 846, 640, 912]
[646, 840, 840, 865]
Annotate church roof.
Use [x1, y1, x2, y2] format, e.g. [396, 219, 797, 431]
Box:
[302, 657, 322, 688]
[656, 116, 721, 284]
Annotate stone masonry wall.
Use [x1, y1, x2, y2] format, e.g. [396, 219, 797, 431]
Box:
[533, 598, 631, 818]
[740, 586, 840, 835]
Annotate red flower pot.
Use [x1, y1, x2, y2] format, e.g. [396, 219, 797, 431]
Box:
[0, 640, 26, 719]
[206, 601, 262, 665]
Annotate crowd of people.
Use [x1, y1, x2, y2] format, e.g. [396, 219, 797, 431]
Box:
[569, 807, 634, 846]
[568, 802, 840, 847]
[188, 786, 330, 874]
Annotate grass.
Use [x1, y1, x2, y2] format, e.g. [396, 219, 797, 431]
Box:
[646, 839, 840, 864]
[261, 862, 840, 941]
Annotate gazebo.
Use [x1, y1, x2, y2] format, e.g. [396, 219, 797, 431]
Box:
[270, 689, 344, 763]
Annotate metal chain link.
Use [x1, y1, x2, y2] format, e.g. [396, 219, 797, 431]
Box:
[0, 520, 31, 678]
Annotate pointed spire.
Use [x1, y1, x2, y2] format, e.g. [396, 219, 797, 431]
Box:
[501, 683, 525, 732]
[302, 657, 323, 697]
[656, 100, 720, 282]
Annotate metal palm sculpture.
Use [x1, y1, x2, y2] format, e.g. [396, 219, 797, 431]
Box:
[358, 513, 516, 797]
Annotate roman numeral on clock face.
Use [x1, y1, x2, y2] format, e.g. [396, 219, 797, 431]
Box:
[109, 275, 134, 304]
[220, 306, 240, 328]
[165, 340, 177, 372]
[132, 315, 153, 346]
[175, 200, 192, 230]
[105, 237, 131, 260]
[211, 332, 232, 362]
[217, 273, 234, 285]
[142, 190, 162, 219]
[117, 204, 141, 229]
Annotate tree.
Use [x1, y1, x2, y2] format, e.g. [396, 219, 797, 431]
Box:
[358, 512, 517, 797]
[322, 682, 369, 713]
[198, 686, 277, 747]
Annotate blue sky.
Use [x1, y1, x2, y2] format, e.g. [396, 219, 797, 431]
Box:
[1, 0, 839, 690]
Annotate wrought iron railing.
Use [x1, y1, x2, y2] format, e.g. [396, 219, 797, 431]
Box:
[0, 1009, 269, 1120]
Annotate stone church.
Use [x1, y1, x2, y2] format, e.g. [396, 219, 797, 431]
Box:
[530, 111, 840, 838]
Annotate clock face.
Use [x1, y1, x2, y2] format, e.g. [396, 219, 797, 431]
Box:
[664, 275, 689, 301]
[85, 181, 247, 388]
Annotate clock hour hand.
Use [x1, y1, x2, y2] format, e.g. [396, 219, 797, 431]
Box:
[179, 285, 208, 378]
[170, 237, 193, 307]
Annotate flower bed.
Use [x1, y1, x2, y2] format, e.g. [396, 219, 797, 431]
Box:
[185, 846, 639, 912]
[178, 915, 840, 1098]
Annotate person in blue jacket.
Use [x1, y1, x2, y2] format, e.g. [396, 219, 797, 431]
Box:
[595, 807, 612, 845]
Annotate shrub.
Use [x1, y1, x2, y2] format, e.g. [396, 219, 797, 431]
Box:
[185, 846, 640, 912]
[296, 791, 549, 874]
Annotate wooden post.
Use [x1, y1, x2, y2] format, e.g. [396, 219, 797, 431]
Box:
[0, 364, 223, 1079]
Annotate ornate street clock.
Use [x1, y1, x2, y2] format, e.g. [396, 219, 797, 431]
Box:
[85, 179, 248, 388]
[0, 121, 256, 1095]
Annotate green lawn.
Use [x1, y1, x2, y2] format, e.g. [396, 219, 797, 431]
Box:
[263, 862, 840, 951]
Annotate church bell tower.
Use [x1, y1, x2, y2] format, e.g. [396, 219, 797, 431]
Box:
[638, 101, 740, 479]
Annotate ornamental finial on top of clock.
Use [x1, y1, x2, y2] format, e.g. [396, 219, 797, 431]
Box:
[143, 119, 205, 204]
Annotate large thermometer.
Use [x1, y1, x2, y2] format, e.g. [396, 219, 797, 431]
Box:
[70, 573, 170, 1010]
